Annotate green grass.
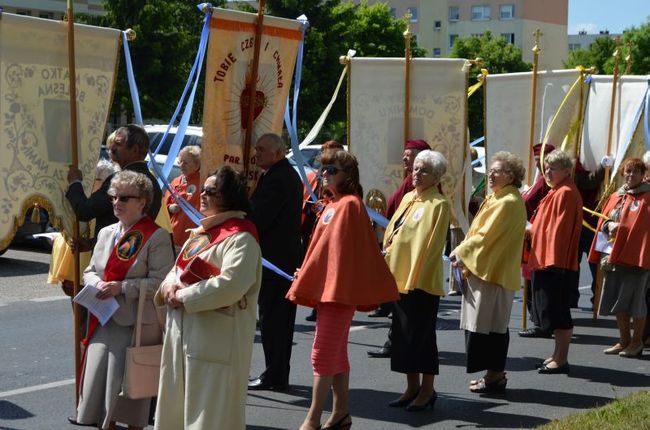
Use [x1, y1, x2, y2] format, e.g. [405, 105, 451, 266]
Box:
[538, 391, 650, 429]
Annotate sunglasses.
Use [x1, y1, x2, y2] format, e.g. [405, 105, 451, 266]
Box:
[320, 165, 341, 175]
[201, 185, 219, 196]
[108, 194, 140, 203]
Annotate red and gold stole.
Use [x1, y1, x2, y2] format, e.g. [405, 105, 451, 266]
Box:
[175, 218, 258, 284]
[83, 216, 160, 346]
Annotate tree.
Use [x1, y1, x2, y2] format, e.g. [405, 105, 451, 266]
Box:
[564, 36, 616, 73]
[79, 0, 225, 125]
[264, 0, 427, 141]
[449, 32, 532, 139]
[564, 18, 650, 75]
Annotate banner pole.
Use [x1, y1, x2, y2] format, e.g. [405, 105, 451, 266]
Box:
[526, 29, 542, 185]
[66, 0, 82, 405]
[403, 12, 412, 149]
[593, 37, 622, 320]
[243, 0, 266, 179]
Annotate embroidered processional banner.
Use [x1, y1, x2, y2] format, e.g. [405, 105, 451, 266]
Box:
[0, 13, 120, 248]
[349, 58, 470, 231]
[580, 76, 648, 176]
[485, 69, 582, 186]
[201, 8, 302, 186]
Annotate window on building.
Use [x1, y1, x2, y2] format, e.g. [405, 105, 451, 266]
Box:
[471, 5, 491, 21]
[449, 34, 458, 48]
[434, 21, 442, 31]
[408, 7, 418, 22]
[433, 48, 442, 57]
[500, 4, 515, 20]
[389, 8, 396, 18]
[17, 9, 32, 16]
[472, 33, 484, 38]
[568, 43, 581, 51]
[449, 6, 460, 21]
[501, 33, 515, 44]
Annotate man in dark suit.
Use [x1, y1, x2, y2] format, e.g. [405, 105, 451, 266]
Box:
[66, 124, 162, 243]
[248, 133, 303, 391]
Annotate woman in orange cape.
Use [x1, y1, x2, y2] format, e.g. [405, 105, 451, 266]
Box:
[528, 150, 583, 375]
[287, 150, 398, 430]
[588, 158, 650, 357]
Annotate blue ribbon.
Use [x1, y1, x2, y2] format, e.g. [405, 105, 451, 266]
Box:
[284, 17, 317, 203]
[159, 7, 211, 180]
[470, 136, 485, 147]
[122, 31, 143, 125]
[367, 207, 389, 229]
[645, 80, 650, 150]
[471, 156, 485, 166]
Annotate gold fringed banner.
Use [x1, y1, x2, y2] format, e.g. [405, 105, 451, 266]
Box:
[0, 13, 121, 249]
[201, 8, 302, 187]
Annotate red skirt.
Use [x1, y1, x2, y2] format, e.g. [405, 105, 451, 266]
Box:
[311, 302, 355, 376]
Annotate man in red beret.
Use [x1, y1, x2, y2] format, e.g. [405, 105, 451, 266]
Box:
[368, 139, 430, 357]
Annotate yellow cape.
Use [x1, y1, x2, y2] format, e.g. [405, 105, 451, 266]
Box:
[383, 187, 449, 295]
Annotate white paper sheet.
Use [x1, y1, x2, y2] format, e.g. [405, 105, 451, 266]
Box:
[73, 284, 119, 326]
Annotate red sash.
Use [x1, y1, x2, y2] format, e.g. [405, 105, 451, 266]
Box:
[175, 218, 258, 282]
[83, 217, 160, 346]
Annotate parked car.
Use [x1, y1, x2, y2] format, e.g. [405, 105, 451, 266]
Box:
[0, 208, 50, 256]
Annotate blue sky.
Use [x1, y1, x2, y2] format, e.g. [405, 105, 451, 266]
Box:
[568, 0, 649, 34]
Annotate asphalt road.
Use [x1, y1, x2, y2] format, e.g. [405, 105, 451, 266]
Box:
[1, 244, 649, 430]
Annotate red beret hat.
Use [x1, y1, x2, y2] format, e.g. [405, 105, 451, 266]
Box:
[404, 139, 431, 151]
[533, 143, 555, 156]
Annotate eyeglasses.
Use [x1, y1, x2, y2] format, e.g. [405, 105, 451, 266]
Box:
[108, 194, 140, 203]
[320, 165, 341, 175]
[201, 185, 219, 196]
[488, 169, 507, 175]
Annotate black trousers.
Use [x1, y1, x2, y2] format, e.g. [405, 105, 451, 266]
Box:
[258, 277, 297, 385]
[465, 330, 510, 373]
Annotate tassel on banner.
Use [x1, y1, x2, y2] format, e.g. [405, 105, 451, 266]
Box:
[30, 203, 40, 224]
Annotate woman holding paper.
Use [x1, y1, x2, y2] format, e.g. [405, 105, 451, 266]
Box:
[73, 170, 174, 430]
[450, 151, 526, 392]
[382, 150, 449, 411]
[589, 158, 650, 357]
[154, 166, 262, 430]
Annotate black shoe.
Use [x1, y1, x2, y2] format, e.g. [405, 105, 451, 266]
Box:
[388, 391, 419, 407]
[368, 309, 391, 318]
[518, 327, 552, 338]
[305, 310, 317, 322]
[67, 417, 96, 427]
[367, 347, 391, 358]
[405, 392, 437, 412]
[247, 378, 289, 391]
[538, 362, 570, 374]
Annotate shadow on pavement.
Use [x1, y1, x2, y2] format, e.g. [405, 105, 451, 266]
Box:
[0, 257, 49, 277]
[572, 317, 618, 329]
[0, 400, 34, 420]
[567, 362, 650, 387]
[348, 389, 551, 428]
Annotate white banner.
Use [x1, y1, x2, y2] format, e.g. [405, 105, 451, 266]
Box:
[0, 14, 121, 248]
[486, 69, 581, 185]
[201, 8, 302, 186]
[581, 75, 648, 174]
[349, 58, 470, 230]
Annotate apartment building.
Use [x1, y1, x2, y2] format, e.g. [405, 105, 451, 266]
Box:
[568, 30, 620, 51]
[0, 0, 105, 19]
[357, 0, 568, 69]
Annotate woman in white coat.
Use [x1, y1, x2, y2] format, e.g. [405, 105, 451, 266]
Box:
[154, 166, 262, 430]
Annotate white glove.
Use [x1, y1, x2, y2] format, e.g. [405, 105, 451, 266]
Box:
[601, 155, 615, 168]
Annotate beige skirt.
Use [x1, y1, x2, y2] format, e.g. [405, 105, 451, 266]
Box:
[460, 274, 514, 335]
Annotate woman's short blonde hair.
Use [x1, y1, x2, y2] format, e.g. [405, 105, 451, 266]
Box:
[109, 170, 154, 212]
[491, 151, 526, 188]
[179, 145, 201, 165]
[545, 149, 574, 170]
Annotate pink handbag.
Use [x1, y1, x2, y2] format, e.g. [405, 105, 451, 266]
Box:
[121, 286, 163, 400]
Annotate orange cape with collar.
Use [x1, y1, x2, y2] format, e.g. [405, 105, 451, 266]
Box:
[287, 194, 399, 311]
[588, 185, 650, 270]
[528, 178, 583, 271]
